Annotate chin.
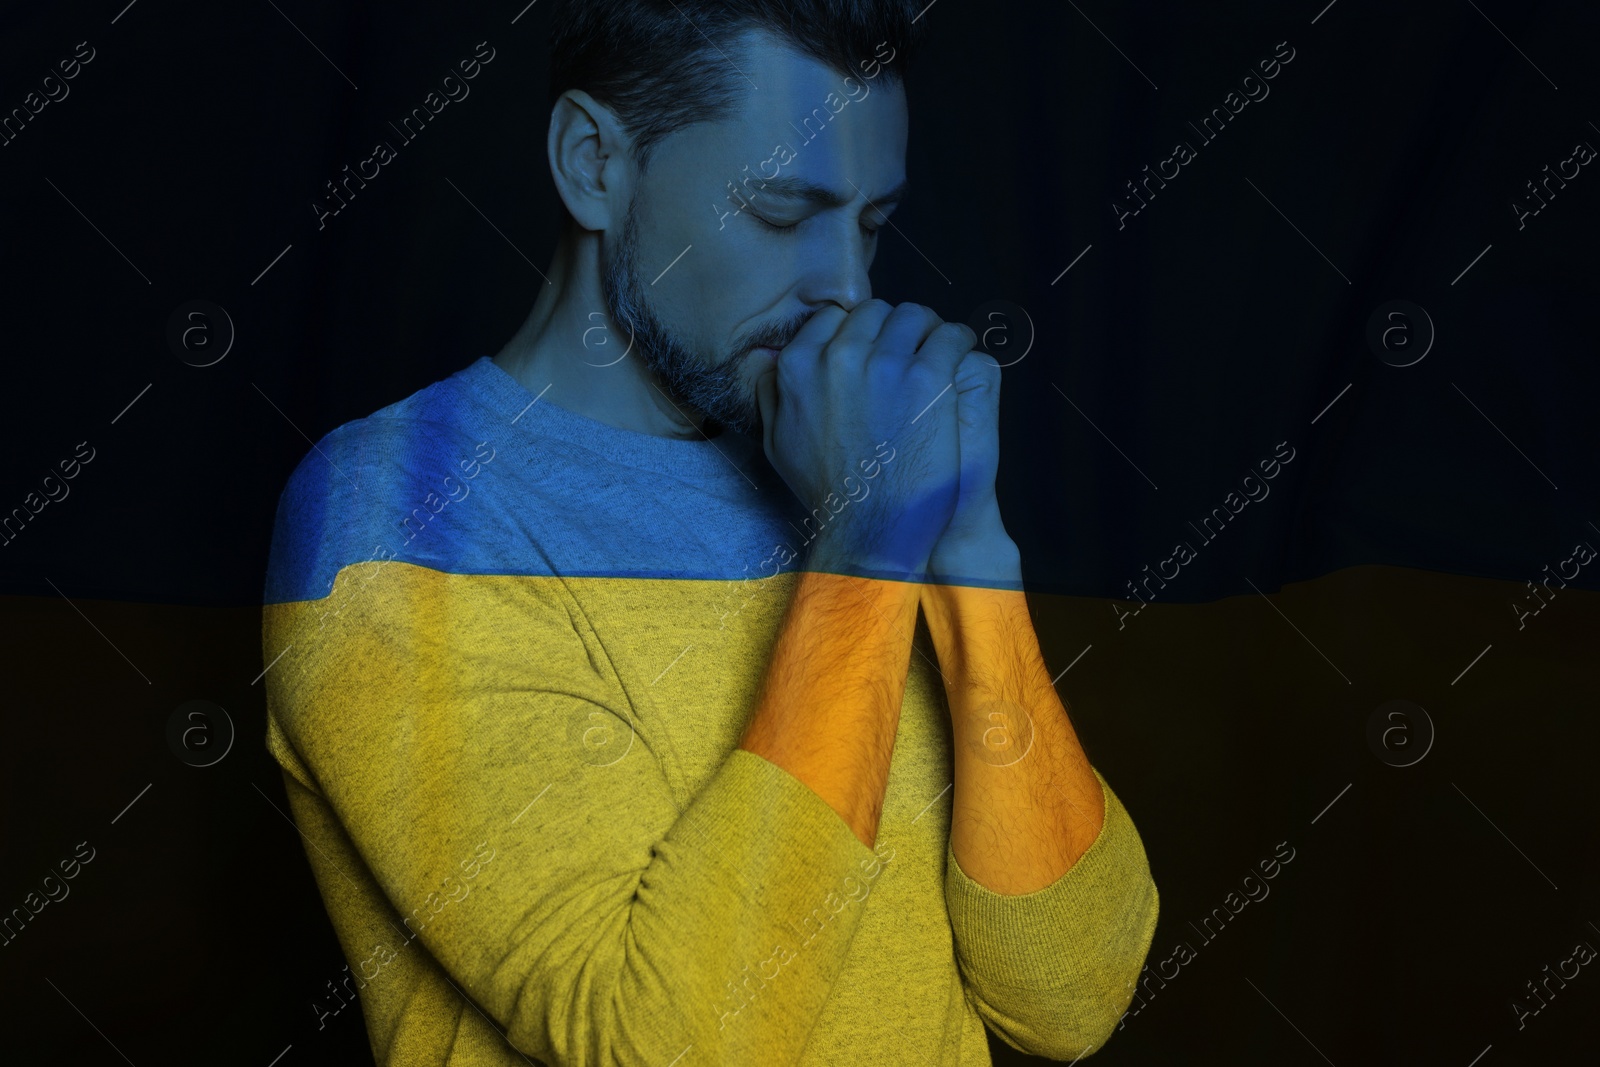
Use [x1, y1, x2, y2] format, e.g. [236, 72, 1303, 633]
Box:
[709, 411, 759, 439]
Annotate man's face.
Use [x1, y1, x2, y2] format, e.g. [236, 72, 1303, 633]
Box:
[600, 31, 909, 438]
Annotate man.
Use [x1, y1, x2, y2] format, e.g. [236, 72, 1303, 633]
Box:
[261, 1, 1158, 1063]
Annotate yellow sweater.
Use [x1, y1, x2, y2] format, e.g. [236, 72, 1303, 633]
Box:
[261, 357, 1159, 1064]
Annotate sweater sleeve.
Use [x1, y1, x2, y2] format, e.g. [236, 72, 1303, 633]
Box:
[943, 767, 1160, 1059]
[261, 427, 882, 1065]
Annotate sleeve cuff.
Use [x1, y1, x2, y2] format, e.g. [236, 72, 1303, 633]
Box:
[944, 766, 1160, 991]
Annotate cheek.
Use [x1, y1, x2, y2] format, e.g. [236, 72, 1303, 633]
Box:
[680, 282, 771, 361]
[641, 221, 786, 360]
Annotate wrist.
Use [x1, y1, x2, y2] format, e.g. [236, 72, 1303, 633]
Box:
[918, 571, 1033, 688]
[926, 521, 1021, 590]
[804, 522, 933, 584]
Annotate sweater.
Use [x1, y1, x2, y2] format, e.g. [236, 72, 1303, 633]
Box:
[260, 355, 1160, 1065]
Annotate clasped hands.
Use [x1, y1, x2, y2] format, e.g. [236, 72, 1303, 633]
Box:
[754, 299, 1021, 589]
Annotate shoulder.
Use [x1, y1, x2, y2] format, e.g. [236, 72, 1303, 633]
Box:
[263, 376, 505, 605]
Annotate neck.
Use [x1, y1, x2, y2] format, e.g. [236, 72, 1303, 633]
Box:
[492, 228, 710, 440]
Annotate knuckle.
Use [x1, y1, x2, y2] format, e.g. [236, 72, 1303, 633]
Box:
[904, 359, 946, 392]
[823, 332, 866, 364]
[865, 351, 901, 386]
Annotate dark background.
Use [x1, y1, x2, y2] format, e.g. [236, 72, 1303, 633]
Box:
[1, 1, 1596, 1063]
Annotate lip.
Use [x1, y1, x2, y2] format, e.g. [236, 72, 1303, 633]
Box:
[753, 346, 780, 360]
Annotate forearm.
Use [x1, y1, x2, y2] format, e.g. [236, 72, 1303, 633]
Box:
[922, 548, 1105, 895]
[739, 567, 921, 848]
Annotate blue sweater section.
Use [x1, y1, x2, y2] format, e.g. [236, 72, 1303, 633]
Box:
[263, 357, 812, 606]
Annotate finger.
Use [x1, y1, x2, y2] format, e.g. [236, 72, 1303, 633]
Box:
[953, 346, 1002, 397]
[782, 305, 850, 358]
[822, 299, 895, 359]
[755, 367, 780, 464]
[874, 303, 944, 363]
[913, 320, 979, 385]
[953, 350, 1001, 442]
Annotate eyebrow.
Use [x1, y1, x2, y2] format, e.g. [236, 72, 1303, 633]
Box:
[754, 175, 909, 209]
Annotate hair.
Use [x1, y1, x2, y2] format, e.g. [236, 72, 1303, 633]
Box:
[548, 0, 929, 175]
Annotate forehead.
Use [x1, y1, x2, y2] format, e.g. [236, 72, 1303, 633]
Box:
[654, 28, 908, 187]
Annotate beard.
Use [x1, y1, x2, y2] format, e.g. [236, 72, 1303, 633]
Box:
[601, 199, 777, 438]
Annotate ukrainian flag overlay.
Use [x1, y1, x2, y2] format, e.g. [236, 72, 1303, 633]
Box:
[261, 357, 1161, 1065]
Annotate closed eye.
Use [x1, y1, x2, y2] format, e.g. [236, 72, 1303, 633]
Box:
[752, 214, 885, 237]
[753, 215, 799, 235]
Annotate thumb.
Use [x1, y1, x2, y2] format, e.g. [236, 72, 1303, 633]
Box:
[953, 348, 1001, 426]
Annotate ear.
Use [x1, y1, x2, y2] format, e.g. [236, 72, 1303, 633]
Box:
[548, 89, 632, 233]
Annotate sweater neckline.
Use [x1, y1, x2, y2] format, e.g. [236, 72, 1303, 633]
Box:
[454, 355, 762, 485]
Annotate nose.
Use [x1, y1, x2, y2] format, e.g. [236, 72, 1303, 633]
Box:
[795, 222, 872, 312]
